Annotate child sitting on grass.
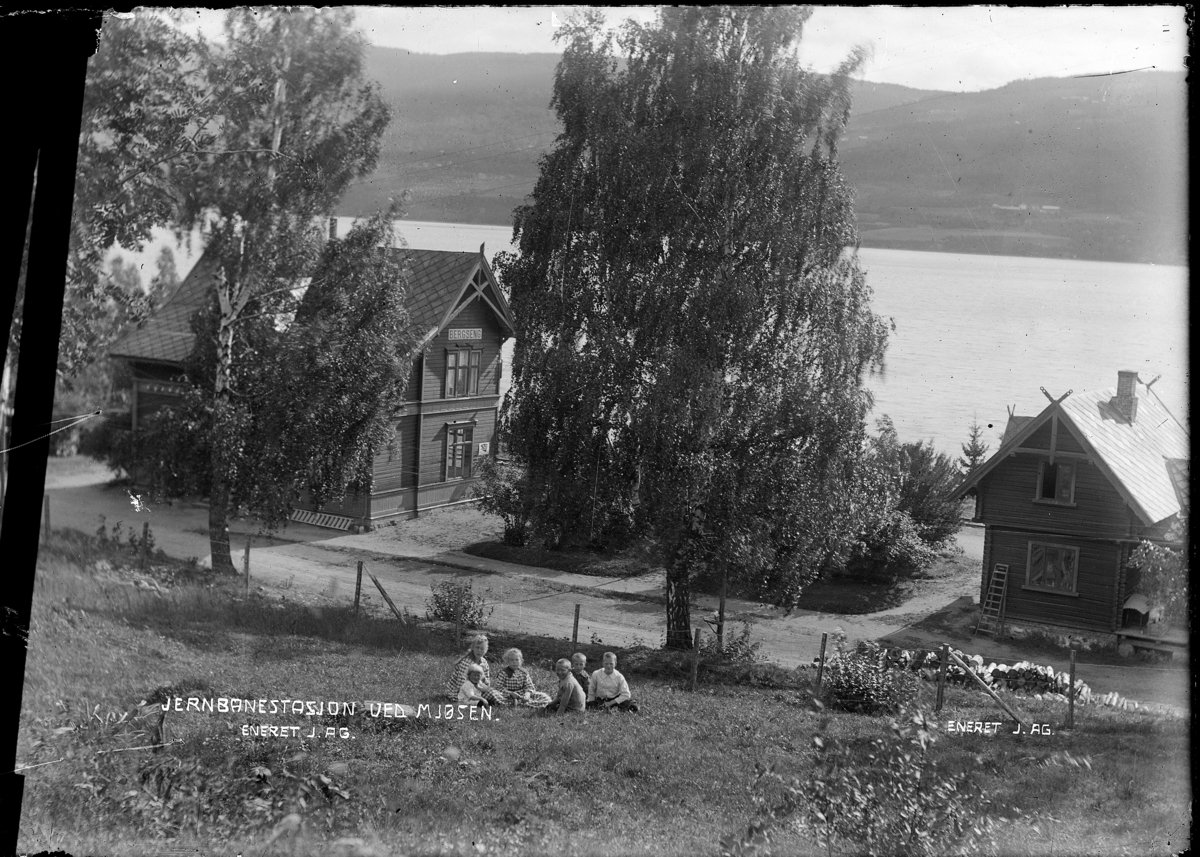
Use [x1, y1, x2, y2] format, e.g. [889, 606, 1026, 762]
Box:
[458, 663, 491, 708]
[570, 652, 590, 691]
[494, 648, 552, 708]
[587, 652, 640, 713]
[541, 658, 586, 715]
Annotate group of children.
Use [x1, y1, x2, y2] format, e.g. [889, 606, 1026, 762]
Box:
[445, 634, 640, 716]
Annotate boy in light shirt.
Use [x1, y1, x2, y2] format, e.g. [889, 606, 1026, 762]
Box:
[587, 652, 639, 713]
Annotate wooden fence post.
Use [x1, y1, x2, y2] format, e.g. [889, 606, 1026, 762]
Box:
[368, 572, 407, 624]
[1066, 650, 1076, 730]
[243, 536, 251, 597]
[814, 632, 828, 694]
[572, 604, 581, 647]
[936, 644, 949, 712]
[354, 561, 363, 618]
[690, 628, 702, 692]
[42, 493, 50, 541]
[139, 521, 150, 570]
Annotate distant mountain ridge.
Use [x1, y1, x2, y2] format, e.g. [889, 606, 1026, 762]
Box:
[337, 47, 1186, 265]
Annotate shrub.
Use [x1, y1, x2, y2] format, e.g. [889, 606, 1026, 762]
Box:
[1128, 527, 1189, 630]
[842, 508, 938, 582]
[822, 639, 918, 714]
[425, 578, 493, 628]
[473, 457, 535, 546]
[725, 703, 995, 857]
[699, 620, 763, 665]
[78, 411, 137, 477]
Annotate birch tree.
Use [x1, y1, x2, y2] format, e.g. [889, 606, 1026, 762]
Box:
[497, 7, 890, 647]
[169, 9, 390, 571]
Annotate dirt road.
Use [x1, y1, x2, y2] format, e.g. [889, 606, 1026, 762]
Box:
[40, 458, 1189, 709]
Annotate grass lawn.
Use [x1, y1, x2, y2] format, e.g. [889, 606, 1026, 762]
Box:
[17, 533, 1192, 856]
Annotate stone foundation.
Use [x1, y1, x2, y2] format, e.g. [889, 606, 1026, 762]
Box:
[1003, 620, 1117, 652]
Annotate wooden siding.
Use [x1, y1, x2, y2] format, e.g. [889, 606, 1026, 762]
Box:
[366, 487, 417, 519]
[1020, 417, 1087, 454]
[981, 526, 994, 605]
[421, 298, 503, 400]
[419, 409, 497, 486]
[130, 361, 184, 383]
[295, 490, 367, 519]
[988, 529, 1121, 632]
[371, 415, 419, 493]
[399, 361, 423, 404]
[976, 454, 1133, 538]
[417, 479, 478, 508]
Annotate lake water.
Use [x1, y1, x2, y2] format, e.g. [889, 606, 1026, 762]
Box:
[857, 247, 1189, 455]
[144, 220, 1189, 456]
[387, 222, 1189, 456]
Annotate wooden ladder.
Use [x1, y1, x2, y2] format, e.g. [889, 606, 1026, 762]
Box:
[975, 563, 1009, 637]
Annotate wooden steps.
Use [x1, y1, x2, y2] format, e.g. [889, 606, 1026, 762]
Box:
[289, 509, 356, 531]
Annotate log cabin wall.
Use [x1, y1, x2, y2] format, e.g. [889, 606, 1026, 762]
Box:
[987, 528, 1122, 632]
[976, 454, 1131, 539]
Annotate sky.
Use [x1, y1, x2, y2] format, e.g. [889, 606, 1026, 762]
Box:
[172, 5, 1190, 92]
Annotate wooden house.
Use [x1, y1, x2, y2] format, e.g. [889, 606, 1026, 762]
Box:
[948, 371, 1189, 652]
[109, 237, 515, 530]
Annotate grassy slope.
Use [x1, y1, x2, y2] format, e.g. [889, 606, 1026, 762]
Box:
[17, 536, 1191, 856]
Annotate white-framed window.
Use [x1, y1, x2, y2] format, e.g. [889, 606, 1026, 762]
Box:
[1035, 460, 1075, 505]
[1025, 541, 1079, 594]
[445, 425, 474, 480]
[445, 348, 481, 398]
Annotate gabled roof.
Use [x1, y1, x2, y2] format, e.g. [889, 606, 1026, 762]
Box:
[406, 246, 515, 347]
[109, 253, 220, 364]
[951, 385, 1190, 527]
[109, 245, 514, 366]
[1002, 414, 1036, 443]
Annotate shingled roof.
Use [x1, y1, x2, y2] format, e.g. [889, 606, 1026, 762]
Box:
[109, 246, 512, 366]
[951, 382, 1190, 528]
[109, 253, 220, 364]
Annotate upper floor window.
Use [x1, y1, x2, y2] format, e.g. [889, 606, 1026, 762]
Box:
[445, 349, 480, 398]
[1035, 460, 1075, 505]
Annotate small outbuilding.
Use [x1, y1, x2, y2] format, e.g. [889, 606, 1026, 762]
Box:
[948, 371, 1188, 652]
[109, 233, 515, 529]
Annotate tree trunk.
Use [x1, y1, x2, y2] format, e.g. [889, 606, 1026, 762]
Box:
[209, 262, 245, 576]
[208, 470, 236, 574]
[665, 560, 692, 649]
[718, 564, 727, 651]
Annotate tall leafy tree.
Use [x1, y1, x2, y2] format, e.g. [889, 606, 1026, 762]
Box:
[65, 11, 212, 382]
[161, 8, 391, 572]
[497, 7, 890, 647]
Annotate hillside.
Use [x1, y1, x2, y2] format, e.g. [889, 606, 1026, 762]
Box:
[341, 47, 1187, 265]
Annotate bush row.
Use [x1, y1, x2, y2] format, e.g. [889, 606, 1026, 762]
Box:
[817, 642, 1092, 705]
[818, 641, 1182, 715]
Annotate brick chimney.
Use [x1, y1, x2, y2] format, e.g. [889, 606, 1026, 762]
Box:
[1111, 370, 1139, 423]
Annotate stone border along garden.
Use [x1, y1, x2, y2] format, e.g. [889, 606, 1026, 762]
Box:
[818, 642, 1186, 717]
